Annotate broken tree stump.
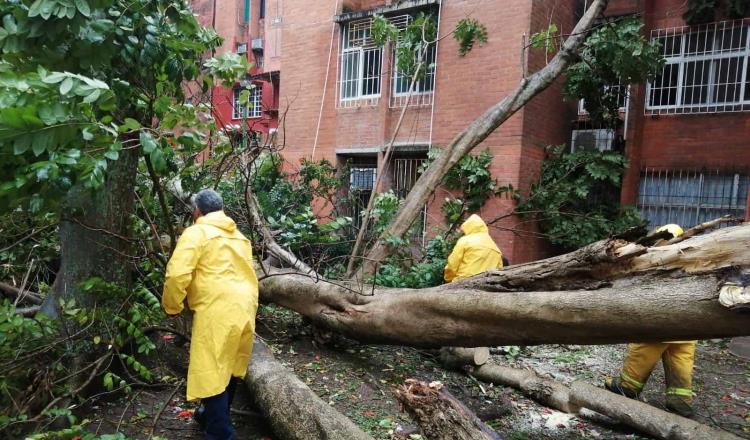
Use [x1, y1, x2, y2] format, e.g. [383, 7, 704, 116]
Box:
[395, 379, 502, 440]
[569, 381, 742, 440]
[244, 337, 373, 440]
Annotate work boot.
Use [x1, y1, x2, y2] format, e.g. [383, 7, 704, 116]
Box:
[665, 395, 694, 418]
[604, 377, 639, 399]
[193, 402, 207, 431]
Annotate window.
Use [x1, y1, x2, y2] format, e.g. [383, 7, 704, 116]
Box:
[578, 84, 629, 114]
[389, 14, 437, 107]
[232, 85, 263, 119]
[393, 156, 428, 244]
[259, 0, 265, 19]
[348, 164, 377, 231]
[338, 19, 382, 106]
[637, 168, 749, 228]
[646, 19, 750, 114]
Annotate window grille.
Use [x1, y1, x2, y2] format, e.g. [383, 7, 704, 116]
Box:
[393, 157, 427, 243]
[338, 18, 382, 108]
[570, 128, 615, 152]
[390, 15, 437, 108]
[578, 84, 629, 114]
[637, 168, 749, 228]
[349, 165, 377, 231]
[646, 19, 750, 114]
[232, 85, 263, 119]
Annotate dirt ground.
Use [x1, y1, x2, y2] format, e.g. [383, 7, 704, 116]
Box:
[83, 304, 750, 439]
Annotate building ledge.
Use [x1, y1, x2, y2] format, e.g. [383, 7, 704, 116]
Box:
[334, 0, 438, 22]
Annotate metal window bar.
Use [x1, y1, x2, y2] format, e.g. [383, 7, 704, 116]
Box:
[337, 18, 382, 108]
[636, 168, 749, 228]
[232, 86, 263, 119]
[393, 158, 427, 245]
[646, 19, 750, 115]
[570, 128, 615, 152]
[349, 166, 377, 232]
[578, 84, 629, 115]
[390, 14, 437, 108]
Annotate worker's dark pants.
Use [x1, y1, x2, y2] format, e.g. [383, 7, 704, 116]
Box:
[203, 377, 238, 440]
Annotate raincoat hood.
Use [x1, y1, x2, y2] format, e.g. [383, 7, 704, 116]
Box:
[460, 214, 488, 235]
[196, 210, 237, 233]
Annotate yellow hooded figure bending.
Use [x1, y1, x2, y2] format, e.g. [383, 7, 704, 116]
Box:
[444, 214, 504, 283]
[162, 189, 258, 439]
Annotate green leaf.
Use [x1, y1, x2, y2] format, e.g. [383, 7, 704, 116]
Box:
[32, 138, 47, 156]
[150, 148, 167, 173]
[13, 135, 31, 154]
[120, 118, 141, 132]
[139, 131, 157, 154]
[74, 0, 91, 17]
[83, 88, 101, 103]
[104, 150, 119, 161]
[28, 0, 46, 17]
[59, 77, 74, 95]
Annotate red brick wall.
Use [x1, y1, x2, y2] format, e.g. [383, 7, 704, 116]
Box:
[277, 0, 593, 263]
[620, 0, 750, 205]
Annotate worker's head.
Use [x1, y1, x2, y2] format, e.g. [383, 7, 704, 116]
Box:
[656, 223, 684, 239]
[460, 214, 488, 235]
[191, 189, 224, 221]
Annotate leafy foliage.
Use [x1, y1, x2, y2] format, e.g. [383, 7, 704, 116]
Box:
[372, 12, 437, 81]
[564, 18, 664, 127]
[517, 146, 645, 250]
[454, 18, 488, 56]
[683, 0, 718, 24]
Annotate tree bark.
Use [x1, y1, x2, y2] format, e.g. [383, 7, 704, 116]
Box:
[395, 379, 502, 440]
[569, 382, 742, 440]
[439, 347, 490, 369]
[259, 226, 750, 347]
[353, 0, 610, 279]
[244, 337, 373, 440]
[41, 148, 139, 317]
[462, 361, 577, 414]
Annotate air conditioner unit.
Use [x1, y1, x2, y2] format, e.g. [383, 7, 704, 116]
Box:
[570, 129, 614, 153]
[252, 38, 264, 51]
[236, 42, 248, 54]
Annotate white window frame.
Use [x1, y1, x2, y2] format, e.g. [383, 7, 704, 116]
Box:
[646, 19, 750, 114]
[338, 19, 383, 104]
[232, 85, 263, 120]
[578, 84, 630, 115]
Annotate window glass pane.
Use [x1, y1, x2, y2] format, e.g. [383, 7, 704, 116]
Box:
[649, 63, 679, 106]
[341, 50, 360, 99]
[362, 48, 381, 96]
[712, 56, 742, 104]
[682, 60, 710, 105]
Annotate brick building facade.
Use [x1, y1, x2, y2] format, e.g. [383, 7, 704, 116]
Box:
[200, 0, 750, 264]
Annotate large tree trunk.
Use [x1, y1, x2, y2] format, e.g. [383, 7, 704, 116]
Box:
[259, 225, 750, 347]
[244, 338, 373, 440]
[353, 0, 610, 279]
[41, 148, 139, 317]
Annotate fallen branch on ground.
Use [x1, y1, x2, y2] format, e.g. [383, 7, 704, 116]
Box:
[0, 281, 42, 305]
[243, 337, 373, 440]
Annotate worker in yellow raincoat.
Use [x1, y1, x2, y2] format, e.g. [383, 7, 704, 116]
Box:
[605, 224, 698, 417]
[163, 189, 259, 440]
[444, 214, 504, 283]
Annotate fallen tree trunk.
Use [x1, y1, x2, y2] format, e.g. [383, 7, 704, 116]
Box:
[569, 381, 742, 440]
[471, 363, 576, 414]
[259, 226, 750, 347]
[666, 215, 741, 245]
[395, 379, 502, 440]
[244, 337, 373, 440]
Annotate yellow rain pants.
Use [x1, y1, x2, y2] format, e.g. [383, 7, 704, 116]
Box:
[619, 341, 697, 403]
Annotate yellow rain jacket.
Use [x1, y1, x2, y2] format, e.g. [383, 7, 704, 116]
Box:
[444, 214, 503, 283]
[163, 211, 259, 401]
